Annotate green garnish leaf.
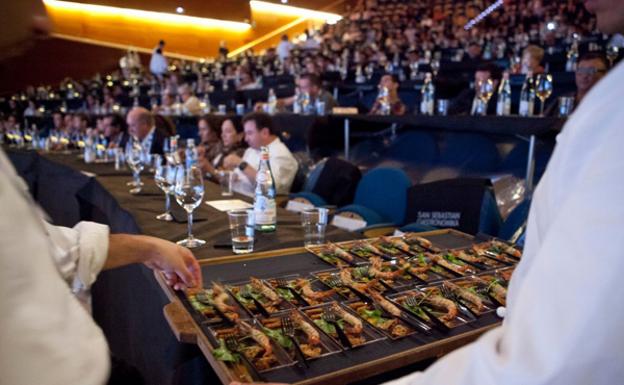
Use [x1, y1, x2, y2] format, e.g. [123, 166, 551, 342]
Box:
[276, 287, 294, 301]
[359, 308, 387, 325]
[444, 254, 465, 265]
[313, 318, 345, 335]
[353, 266, 371, 280]
[404, 304, 429, 321]
[262, 327, 293, 349]
[213, 339, 239, 363]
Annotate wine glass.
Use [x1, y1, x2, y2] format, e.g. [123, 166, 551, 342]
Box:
[154, 156, 176, 221]
[174, 165, 206, 248]
[535, 74, 553, 117]
[476, 78, 494, 116]
[126, 140, 146, 194]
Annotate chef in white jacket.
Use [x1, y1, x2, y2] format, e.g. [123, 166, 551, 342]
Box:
[0, 149, 202, 385]
[381, 1, 624, 383]
[232, 1, 624, 384]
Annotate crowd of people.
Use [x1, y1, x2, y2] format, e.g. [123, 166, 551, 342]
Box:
[2, 0, 624, 384]
[0, 0, 620, 198]
[2, 0, 620, 126]
[0, 0, 619, 199]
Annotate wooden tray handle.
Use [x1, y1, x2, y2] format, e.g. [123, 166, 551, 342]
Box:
[164, 301, 199, 344]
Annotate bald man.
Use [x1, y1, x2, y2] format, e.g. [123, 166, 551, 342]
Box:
[126, 107, 167, 155]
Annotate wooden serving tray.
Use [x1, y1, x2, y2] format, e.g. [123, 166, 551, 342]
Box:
[157, 229, 503, 385]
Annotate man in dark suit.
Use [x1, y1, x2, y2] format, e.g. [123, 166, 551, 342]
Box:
[448, 63, 502, 116]
[126, 107, 167, 155]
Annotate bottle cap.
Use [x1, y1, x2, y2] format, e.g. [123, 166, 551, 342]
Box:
[260, 146, 270, 160]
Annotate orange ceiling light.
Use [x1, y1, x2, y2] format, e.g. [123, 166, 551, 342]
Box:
[249, 1, 342, 24]
[42, 0, 252, 32]
[227, 1, 342, 56]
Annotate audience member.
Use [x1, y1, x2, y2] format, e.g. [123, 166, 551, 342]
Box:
[150, 40, 168, 79]
[545, 52, 609, 116]
[102, 113, 129, 149]
[521, 45, 546, 75]
[126, 107, 167, 154]
[369, 74, 407, 115]
[199, 117, 246, 179]
[223, 112, 297, 196]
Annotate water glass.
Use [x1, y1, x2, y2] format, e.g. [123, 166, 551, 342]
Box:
[154, 158, 176, 221]
[218, 104, 227, 115]
[437, 99, 449, 116]
[228, 209, 255, 254]
[316, 101, 326, 116]
[219, 170, 234, 196]
[174, 165, 206, 248]
[126, 140, 146, 194]
[236, 104, 245, 115]
[558, 96, 574, 117]
[114, 147, 124, 170]
[301, 208, 329, 247]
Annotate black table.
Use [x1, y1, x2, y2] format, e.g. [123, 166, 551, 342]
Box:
[6, 148, 356, 385]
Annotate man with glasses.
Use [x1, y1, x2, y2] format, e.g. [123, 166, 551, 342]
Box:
[545, 52, 609, 116]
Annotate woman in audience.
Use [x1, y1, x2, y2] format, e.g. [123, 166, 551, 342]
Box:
[520, 45, 546, 75]
[198, 117, 245, 180]
[197, 115, 223, 165]
[368, 74, 407, 115]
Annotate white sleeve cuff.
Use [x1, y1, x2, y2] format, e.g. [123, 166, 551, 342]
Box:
[72, 221, 109, 292]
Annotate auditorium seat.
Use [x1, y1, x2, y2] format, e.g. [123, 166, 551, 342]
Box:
[289, 157, 361, 207]
[336, 167, 412, 226]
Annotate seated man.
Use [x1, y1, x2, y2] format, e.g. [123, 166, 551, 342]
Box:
[449, 63, 502, 116]
[126, 107, 168, 155]
[255, 73, 338, 113]
[223, 112, 298, 197]
[178, 84, 202, 116]
[368, 74, 407, 115]
[545, 53, 609, 116]
[102, 113, 129, 149]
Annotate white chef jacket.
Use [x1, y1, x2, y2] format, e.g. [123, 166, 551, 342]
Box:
[0, 150, 111, 385]
[232, 137, 299, 197]
[384, 61, 624, 385]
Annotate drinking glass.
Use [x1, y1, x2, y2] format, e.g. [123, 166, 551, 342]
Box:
[476, 78, 494, 116]
[174, 165, 206, 248]
[126, 140, 146, 194]
[154, 157, 176, 221]
[219, 170, 234, 196]
[301, 208, 329, 246]
[227, 209, 255, 254]
[437, 99, 449, 116]
[558, 96, 575, 117]
[535, 74, 553, 117]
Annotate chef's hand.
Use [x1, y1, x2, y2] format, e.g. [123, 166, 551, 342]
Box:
[142, 236, 203, 290]
[106, 234, 203, 290]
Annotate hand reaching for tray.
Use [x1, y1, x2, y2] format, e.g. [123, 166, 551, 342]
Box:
[106, 234, 203, 290]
